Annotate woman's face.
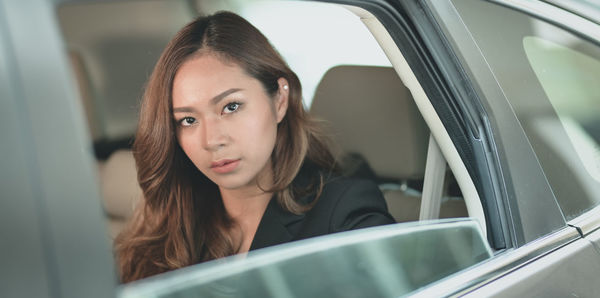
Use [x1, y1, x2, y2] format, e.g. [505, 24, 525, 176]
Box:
[172, 54, 288, 192]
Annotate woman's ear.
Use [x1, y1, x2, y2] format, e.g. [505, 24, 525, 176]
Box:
[275, 77, 290, 123]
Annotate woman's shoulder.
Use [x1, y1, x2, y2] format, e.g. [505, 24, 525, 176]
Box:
[293, 160, 379, 204]
[313, 175, 387, 214]
[294, 164, 395, 232]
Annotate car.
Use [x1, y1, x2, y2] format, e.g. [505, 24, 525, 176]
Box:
[2, 0, 600, 297]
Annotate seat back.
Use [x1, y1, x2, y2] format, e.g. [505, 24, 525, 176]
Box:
[99, 149, 141, 239]
[310, 65, 429, 179]
[69, 50, 102, 141]
[310, 65, 467, 221]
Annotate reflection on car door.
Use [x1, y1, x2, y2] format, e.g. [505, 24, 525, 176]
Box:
[419, 0, 600, 295]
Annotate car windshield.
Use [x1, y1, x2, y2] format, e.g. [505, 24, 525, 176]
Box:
[118, 219, 491, 298]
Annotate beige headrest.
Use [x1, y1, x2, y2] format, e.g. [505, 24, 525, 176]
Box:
[100, 150, 141, 219]
[310, 65, 429, 179]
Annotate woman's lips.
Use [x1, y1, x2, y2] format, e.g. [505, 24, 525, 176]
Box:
[210, 159, 240, 174]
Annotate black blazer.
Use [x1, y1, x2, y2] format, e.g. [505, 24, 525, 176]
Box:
[249, 166, 396, 251]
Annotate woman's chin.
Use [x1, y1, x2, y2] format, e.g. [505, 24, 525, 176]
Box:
[213, 176, 253, 191]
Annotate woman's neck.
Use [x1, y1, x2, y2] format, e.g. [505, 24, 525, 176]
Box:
[220, 187, 272, 254]
[219, 164, 275, 253]
[220, 186, 273, 219]
[219, 160, 274, 219]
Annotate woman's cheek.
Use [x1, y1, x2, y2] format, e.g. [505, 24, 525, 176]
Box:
[179, 132, 200, 164]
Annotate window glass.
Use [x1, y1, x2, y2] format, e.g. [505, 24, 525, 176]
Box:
[118, 221, 492, 298]
[523, 37, 600, 183]
[451, 0, 600, 220]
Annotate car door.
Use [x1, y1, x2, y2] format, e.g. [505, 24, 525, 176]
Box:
[313, 0, 600, 295]
[4, 0, 599, 296]
[0, 0, 117, 297]
[115, 0, 600, 295]
[432, 0, 600, 295]
[118, 219, 493, 297]
[320, 0, 600, 296]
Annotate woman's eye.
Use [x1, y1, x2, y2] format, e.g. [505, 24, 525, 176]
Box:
[223, 102, 241, 114]
[179, 116, 196, 127]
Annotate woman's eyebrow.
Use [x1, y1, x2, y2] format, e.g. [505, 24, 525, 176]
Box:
[173, 106, 195, 113]
[173, 88, 242, 113]
[211, 88, 242, 105]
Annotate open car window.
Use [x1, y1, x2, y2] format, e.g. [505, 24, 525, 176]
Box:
[56, 0, 481, 243]
[7, 0, 600, 297]
[55, 0, 491, 292]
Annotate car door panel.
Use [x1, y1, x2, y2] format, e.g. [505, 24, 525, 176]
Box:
[463, 235, 600, 297]
[583, 227, 600, 257]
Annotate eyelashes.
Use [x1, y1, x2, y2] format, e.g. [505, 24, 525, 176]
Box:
[179, 116, 196, 127]
[176, 101, 244, 127]
[223, 102, 241, 114]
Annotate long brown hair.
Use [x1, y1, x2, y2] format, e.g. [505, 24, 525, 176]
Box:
[115, 11, 336, 283]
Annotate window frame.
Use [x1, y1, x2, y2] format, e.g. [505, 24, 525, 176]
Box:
[313, 0, 600, 293]
[396, 0, 600, 295]
[419, 0, 576, 246]
[440, 0, 600, 227]
[316, 0, 513, 249]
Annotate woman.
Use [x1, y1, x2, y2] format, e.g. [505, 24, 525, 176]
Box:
[115, 11, 394, 283]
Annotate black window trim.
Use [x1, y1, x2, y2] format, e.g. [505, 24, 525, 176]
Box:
[312, 0, 511, 250]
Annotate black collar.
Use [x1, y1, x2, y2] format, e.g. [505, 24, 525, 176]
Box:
[248, 161, 326, 250]
[248, 196, 305, 250]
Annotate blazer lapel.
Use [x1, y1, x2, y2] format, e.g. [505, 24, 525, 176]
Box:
[249, 162, 321, 251]
[249, 197, 305, 251]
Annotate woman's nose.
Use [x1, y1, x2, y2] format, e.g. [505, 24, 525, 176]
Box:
[202, 117, 228, 151]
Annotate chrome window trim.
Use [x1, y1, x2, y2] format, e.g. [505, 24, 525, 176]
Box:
[412, 226, 579, 297]
[568, 205, 600, 236]
[488, 0, 600, 44]
[542, 0, 600, 26]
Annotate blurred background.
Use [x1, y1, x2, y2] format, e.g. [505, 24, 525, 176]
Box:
[57, 0, 391, 157]
[54, 0, 396, 241]
[0, 1, 393, 297]
[4, 0, 600, 297]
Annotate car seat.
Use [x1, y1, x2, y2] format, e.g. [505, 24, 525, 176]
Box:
[310, 65, 467, 222]
[98, 150, 141, 239]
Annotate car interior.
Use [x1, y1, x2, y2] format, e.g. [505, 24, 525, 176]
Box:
[310, 65, 467, 222]
[56, 0, 469, 250]
[9, 1, 600, 296]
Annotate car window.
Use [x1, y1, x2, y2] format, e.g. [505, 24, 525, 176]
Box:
[523, 37, 600, 185]
[450, 0, 600, 220]
[118, 220, 492, 298]
[57, 0, 475, 245]
[56, 0, 487, 289]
